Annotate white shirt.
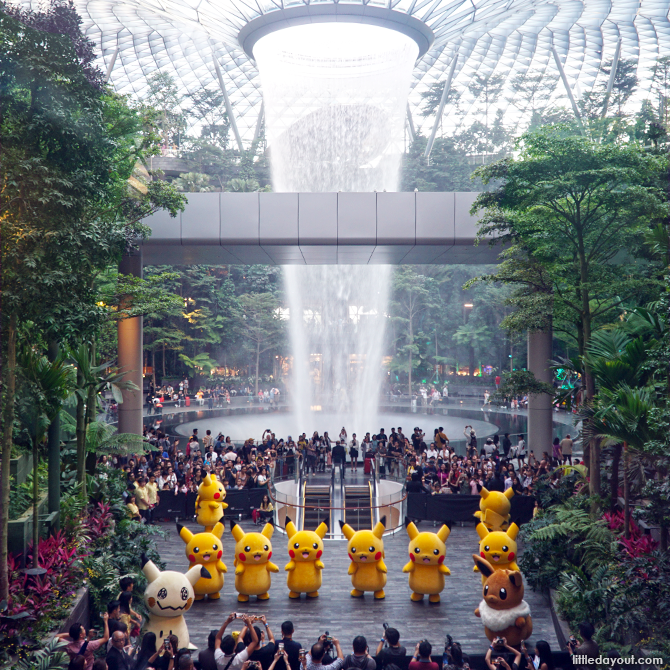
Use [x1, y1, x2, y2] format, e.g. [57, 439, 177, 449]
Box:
[215, 647, 249, 670]
[425, 448, 438, 460]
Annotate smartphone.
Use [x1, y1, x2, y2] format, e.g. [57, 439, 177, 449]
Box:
[278, 643, 284, 651]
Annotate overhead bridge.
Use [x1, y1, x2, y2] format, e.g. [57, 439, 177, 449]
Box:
[140, 191, 497, 265]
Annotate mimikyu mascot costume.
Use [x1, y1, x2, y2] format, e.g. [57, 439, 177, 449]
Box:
[141, 553, 208, 649]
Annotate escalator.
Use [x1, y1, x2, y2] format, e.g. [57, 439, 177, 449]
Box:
[302, 484, 331, 530]
[343, 484, 372, 531]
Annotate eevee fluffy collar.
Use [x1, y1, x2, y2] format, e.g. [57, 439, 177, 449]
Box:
[478, 600, 531, 631]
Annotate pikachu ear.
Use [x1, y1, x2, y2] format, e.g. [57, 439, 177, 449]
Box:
[476, 522, 490, 541]
[315, 522, 328, 539]
[504, 487, 515, 500]
[473, 553, 495, 578]
[404, 517, 419, 541]
[203, 473, 212, 486]
[262, 522, 274, 540]
[339, 520, 354, 540]
[373, 516, 386, 539]
[212, 522, 225, 539]
[437, 523, 451, 543]
[507, 522, 519, 540]
[177, 523, 194, 545]
[285, 517, 297, 539]
[230, 520, 245, 543]
[480, 486, 490, 500]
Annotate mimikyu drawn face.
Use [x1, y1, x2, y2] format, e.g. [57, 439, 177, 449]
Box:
[142, 555, 208, 617]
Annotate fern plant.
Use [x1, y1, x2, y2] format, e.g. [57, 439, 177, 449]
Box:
[15, 638, 68, 670]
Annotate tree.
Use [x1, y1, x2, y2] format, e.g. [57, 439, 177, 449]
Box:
[471, 126, 668, 492]
[239, 293, 283, 395]
[173, 172, 213, 193]
[390, 268, 437, 396]
[143, 71, 185, 148]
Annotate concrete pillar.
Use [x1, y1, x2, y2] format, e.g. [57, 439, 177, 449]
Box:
[527, 328, 553, 454]
[117, 251, 144, 436]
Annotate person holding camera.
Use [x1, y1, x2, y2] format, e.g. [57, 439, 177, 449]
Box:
[375, 627, 406, 668]
[305, 635, 345, 670]
[215, 613, 259, 670]
[567, 622, 599, 670]
[342, 636, 375, 670]
[409, 641, 438, 670]
[484, 638, 521, 670]
[236, 615, 277, 670]
[443, 636, 469, 670]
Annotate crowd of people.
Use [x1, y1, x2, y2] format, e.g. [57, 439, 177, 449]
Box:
[56, 570, 603, 670]
[113, 420, 578, 523]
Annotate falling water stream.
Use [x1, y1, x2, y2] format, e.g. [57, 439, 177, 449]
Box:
[254, 23, 418, 436]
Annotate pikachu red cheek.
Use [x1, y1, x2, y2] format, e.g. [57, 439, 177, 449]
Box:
[375, 552, 382, 561]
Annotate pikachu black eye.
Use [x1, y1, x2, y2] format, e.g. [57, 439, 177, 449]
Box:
[351, 547, 357, 553]
[414, 547, 421, 553]
[212, 544, 218, 551]
[294, 543, 300, 549]
[264, 545, 269, 551]
[313, 543, 318, 549]
[502, 546, 509, 552]
[245, 546, 251, 552]
[499, 588, 507, 600]
[484, 545, 490, 552]
[369, 546, 375, 552]
[433, 549, 439, 555]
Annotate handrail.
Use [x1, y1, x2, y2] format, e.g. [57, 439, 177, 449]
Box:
[267, 483, 407, 512]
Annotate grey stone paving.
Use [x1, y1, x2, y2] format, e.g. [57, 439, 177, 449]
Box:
[152, 520, 557, 658]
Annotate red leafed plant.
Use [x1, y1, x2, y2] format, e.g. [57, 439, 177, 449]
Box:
[83, 502, 113, 542]
[620, 533, 658, 558]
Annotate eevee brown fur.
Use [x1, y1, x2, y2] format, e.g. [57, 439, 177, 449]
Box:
[473, 554, 533, 647]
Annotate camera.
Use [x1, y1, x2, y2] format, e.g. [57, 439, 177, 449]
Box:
[249, 663, 259, 670]
[445, 634, 453, 650]
[382, 623, 389, 631]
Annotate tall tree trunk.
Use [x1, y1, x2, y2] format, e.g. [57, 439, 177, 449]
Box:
[408, 318, 413, 398]
[162, 342, 166, 378]
[152, 347, 157, 389]
[610, 443, 622, 513]
[32, 438, 39, 568]
[623, 441, 630, 539]
[75, 364, 86, 497]
[255, 340, 260, 397]
[1, 313, 17, 599]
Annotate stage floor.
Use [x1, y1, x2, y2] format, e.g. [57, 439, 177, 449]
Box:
[153, 519, 558, 657]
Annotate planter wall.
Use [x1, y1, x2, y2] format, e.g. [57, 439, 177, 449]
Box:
[8, 492, 52, 562]
[10, 453, 33, 486]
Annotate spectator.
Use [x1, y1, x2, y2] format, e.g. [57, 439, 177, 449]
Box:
[279, 621, 303, 670]
[236, 615, 276, 670]
[526, 641, 553, 670]
[178, 655, 194, 670]
[215, 614, 259, 670]
[133, 632, 160, 670]
[69, 658, 86, 670]
[58, 615, 110, 670]
[408, 641, 438, 670]
[92, 660, 107, 670]
[106, 631, 133, 670]
[199, 631, 220, 670]
[485, 638, 521, 670]
[107, 600, 120, 621]
[154, 635, 179, 670]
[306, 636, 344, 670]
[569, 622, 599, 669]
[560, 434, 573, 465]
[343, 636, 375, 670]
[375, 628, 406, 668]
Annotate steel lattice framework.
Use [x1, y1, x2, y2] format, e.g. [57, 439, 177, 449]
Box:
[22, 0, 670, 140]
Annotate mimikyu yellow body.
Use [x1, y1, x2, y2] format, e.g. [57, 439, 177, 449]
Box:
[339, 516, 387, 599]
[284, 517, 328, 598]
[177, 522, 227, 600]
[230, 520, 279, 601]
[402, 518, 451, 603]
[195, 473, 228, 531]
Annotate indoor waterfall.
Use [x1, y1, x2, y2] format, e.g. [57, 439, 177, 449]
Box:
[254, 23, 418, 436]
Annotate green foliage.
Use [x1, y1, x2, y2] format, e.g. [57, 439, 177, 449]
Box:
[489, 370, 553, 405]
[14, 637, 69, 670]
[173, 172, 213, 193]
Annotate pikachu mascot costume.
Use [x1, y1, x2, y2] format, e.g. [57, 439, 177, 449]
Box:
[284, 517, 328, 598]
[402, 518, 451, 603]
[141, 553, 207, 649]
[177, 522, 227, 600]
[230, 519, 279, 601]
[195, 474, 228, 532]
[473, 554, 533, 647]
[474, 487, 514, 532]
[339, 516, 387, 599]
[474, 521, 520, 583]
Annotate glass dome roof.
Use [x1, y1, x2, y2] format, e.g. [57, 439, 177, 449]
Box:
[20, 0, 670, 140]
